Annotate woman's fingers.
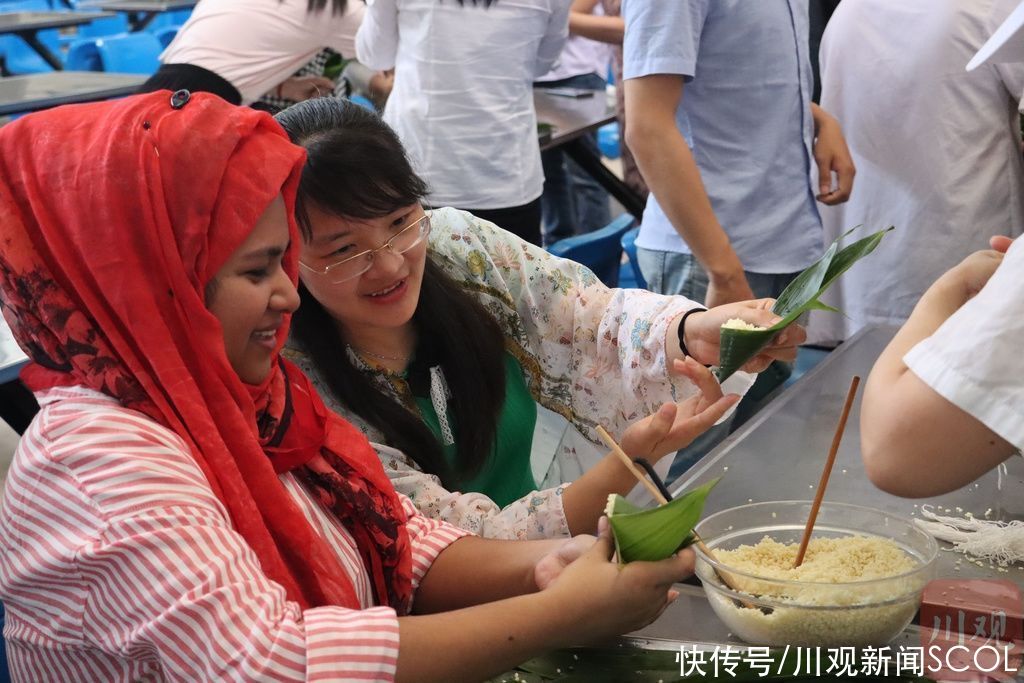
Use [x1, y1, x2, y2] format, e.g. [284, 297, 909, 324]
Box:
[672, 356, 724, 403]
[664, 393, 740, 450]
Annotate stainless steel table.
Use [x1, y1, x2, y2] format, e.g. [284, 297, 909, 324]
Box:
[671, 323, 1024, 585]
[626, 323, 1024, 648]
[533, 89, 645, 220]
[77, 0, 195, 31]
[0, 10, 113, 71]
[0, 71, 145, 115]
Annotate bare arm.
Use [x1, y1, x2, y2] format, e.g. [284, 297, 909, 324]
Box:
[862, 249, 1016, 497]
[569, 0, 624, 44]
[623, 74, 752, 307]
[412, 536, 558, 611]
[397, 523, 694, 683]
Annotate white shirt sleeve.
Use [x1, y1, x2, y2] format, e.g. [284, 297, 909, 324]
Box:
[533, 0, 571, 78]
[356, 0, 400, 70]
[903, 240, 1024, 450]
[326, 0, 367, 59]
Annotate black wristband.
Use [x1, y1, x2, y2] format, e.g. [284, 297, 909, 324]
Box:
[677, 307, 708, 361]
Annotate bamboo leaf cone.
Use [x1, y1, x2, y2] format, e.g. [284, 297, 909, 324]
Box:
[715, 226, 894, 382]
[606, 479, 719, 563]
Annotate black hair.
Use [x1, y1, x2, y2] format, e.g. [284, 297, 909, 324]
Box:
[305, 0, 349, 13]
[275, 98, 507, 488]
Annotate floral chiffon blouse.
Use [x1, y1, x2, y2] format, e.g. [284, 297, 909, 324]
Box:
[289, 207, 750, 540]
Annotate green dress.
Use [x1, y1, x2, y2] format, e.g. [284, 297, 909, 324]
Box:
[412, 353, 537, 507]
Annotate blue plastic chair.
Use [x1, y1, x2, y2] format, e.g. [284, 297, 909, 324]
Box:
[63, 35, 101, 70]
[144, 8, 191, 32]
[95, 31, 161, 74]
[0, 0, 61, 74]
[153, 24, 178, 48]
[76, 13, 130, 39]
[619, 226, 647, 289]
[546, 214, 635, 288]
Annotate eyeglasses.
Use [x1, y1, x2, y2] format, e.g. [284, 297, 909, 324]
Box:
[299, 212, 432, 284]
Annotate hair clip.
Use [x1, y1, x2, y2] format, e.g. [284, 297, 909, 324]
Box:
[170, 90, 191, 110]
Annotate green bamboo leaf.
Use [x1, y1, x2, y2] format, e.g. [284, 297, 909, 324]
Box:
[714, 226, 894, 382]
[807, 300, 842, 314]
[606, 479, 719, 563]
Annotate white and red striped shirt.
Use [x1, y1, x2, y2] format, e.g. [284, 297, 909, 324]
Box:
[0, 386, 470, 682]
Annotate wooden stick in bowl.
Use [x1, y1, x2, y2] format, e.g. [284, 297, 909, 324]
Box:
[793, 375, 861, 568]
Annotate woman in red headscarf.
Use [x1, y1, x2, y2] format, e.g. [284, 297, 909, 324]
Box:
[0, 90, 693, 682]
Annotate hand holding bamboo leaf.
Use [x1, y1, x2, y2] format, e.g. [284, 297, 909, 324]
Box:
[606, 479, 720, 563]
[715, 226, 894, 382]
[537, 516, 694, 640]
[678, 300, 807, 372]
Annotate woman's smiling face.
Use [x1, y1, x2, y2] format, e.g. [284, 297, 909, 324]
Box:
[297, 202, 428, 334]
[206, 195, 300, 384]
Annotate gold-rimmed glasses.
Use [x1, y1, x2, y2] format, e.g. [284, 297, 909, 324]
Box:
[299, 212, 431, 284]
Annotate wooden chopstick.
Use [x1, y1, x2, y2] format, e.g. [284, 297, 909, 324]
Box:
[596, 425, 669, 504]
[793, 375, 861, 568]
[594, 424, 753, 604]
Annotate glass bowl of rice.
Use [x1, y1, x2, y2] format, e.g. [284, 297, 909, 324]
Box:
[693, 501, 938, 647]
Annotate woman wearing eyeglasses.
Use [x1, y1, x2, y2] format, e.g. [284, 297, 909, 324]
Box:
[275, 99, 805, 540]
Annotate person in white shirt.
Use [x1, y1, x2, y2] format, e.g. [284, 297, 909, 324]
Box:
[862, 236, 1019, 497]
[356, 0, 572, 246]
[140, 0, 363, 106]
[809, 0, 1024, 345]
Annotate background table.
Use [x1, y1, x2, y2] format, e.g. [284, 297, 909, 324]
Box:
[77, 0, 195, 31]
[0, 71, 144, 115]
[0, 10, 113, 71]
[533, 89, 645, 220]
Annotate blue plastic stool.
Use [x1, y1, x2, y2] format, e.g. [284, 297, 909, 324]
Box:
[619, 226, 647, 289]
[597, 122, 620, 160]
[1, 602, 9, 683]
[348, 94, 376, 112]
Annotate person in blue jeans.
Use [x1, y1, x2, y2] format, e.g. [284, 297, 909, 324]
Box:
[535, 25, 613, 245]
[622, 0, 856, 476]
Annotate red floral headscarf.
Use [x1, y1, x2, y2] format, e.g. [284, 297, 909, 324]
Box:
[0, 91, 413, 613]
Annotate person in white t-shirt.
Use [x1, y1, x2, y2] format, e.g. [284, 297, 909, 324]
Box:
[808, 0, 1024, 346]
[356, 0, 571, 246]
[861, 236, 1020, 497]
[139, 0, 364, 106]
[861, 2, 1024, 499]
